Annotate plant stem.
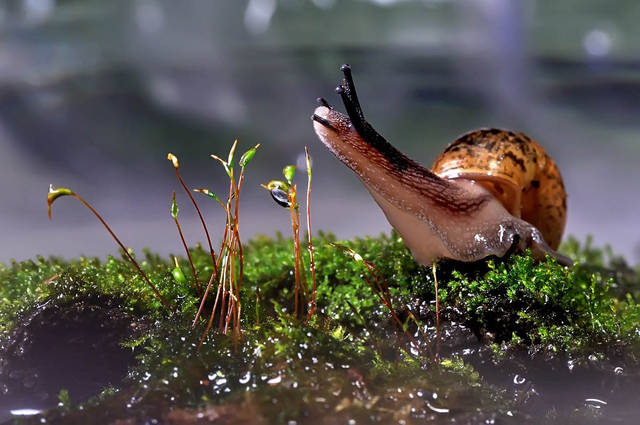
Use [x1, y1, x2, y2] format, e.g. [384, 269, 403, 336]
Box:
[71, 193, 173, 312]
[432, 261, 440, 362]
[173, 166, 218, 276]
[305, 146, 317, 319]
[172, 192, 201, 296]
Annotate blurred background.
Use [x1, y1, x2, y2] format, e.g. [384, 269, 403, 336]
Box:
[1, 0, 639, 264]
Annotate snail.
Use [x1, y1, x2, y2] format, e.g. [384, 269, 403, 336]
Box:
[312, 65, 571, 266]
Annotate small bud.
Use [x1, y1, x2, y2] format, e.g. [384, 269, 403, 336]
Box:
[171, 192, 179, 219]
[329, 243, 363, 262]
[305, 146, 312, 178]
[240, 143, 261, 168]
[47, 184, 74, 220]
[283, 165, 296, 184]
[167, 153, 179, 168]
[171, 257, 187, 284]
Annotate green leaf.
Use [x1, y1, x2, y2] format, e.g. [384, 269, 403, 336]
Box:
[282, 165, 296, 184]
[210, 153, 231, 178]
[227, 139, 238, 171]
[194, 188, 221, 204]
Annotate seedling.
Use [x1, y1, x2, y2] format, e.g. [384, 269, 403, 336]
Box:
[193, 141, 260, 345]
[47, 185, 173, 311]
[262, 148, 316, 320]
[304, 147, 317, 318]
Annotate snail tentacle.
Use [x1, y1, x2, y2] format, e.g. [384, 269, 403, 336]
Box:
[316, 97, 332, 109]
[311, 114, 336, 131]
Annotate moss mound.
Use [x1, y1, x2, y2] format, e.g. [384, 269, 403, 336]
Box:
[1, 233, 639, 424]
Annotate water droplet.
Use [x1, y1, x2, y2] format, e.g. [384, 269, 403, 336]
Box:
[585, 398, 607, 408]
[239, 371, 251, 384]
[10, 409, 42, 417]
[267, 375, 282, 385]
[426, 401, 449, 414]
[513, 374, 526, 385]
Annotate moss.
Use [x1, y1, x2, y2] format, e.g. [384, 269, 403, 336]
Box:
[1, 233, 639, 423]
[438, 239, 640, 357]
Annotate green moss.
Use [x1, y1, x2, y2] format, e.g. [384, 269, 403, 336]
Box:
[1, 233, 639, 423]
[439, 240, 640, 356]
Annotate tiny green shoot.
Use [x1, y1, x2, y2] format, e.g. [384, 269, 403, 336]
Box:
[304, 146, 317, 319]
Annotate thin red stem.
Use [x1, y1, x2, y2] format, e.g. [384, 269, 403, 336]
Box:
[174, 168, 218, 276]
[72, 194, 173, 312]
[362, 260, 426, 358]
[172, 192, 201, 296]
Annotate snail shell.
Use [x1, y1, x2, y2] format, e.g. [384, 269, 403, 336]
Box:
[431, 129, 567, 250]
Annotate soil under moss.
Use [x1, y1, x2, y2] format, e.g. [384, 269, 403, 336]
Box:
[1, 233, 639, 424]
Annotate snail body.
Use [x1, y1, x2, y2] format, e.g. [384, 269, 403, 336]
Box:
[312, 65, 570, 266]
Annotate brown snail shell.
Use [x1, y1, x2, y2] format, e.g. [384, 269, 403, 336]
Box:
[431, 129, 567, 250]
